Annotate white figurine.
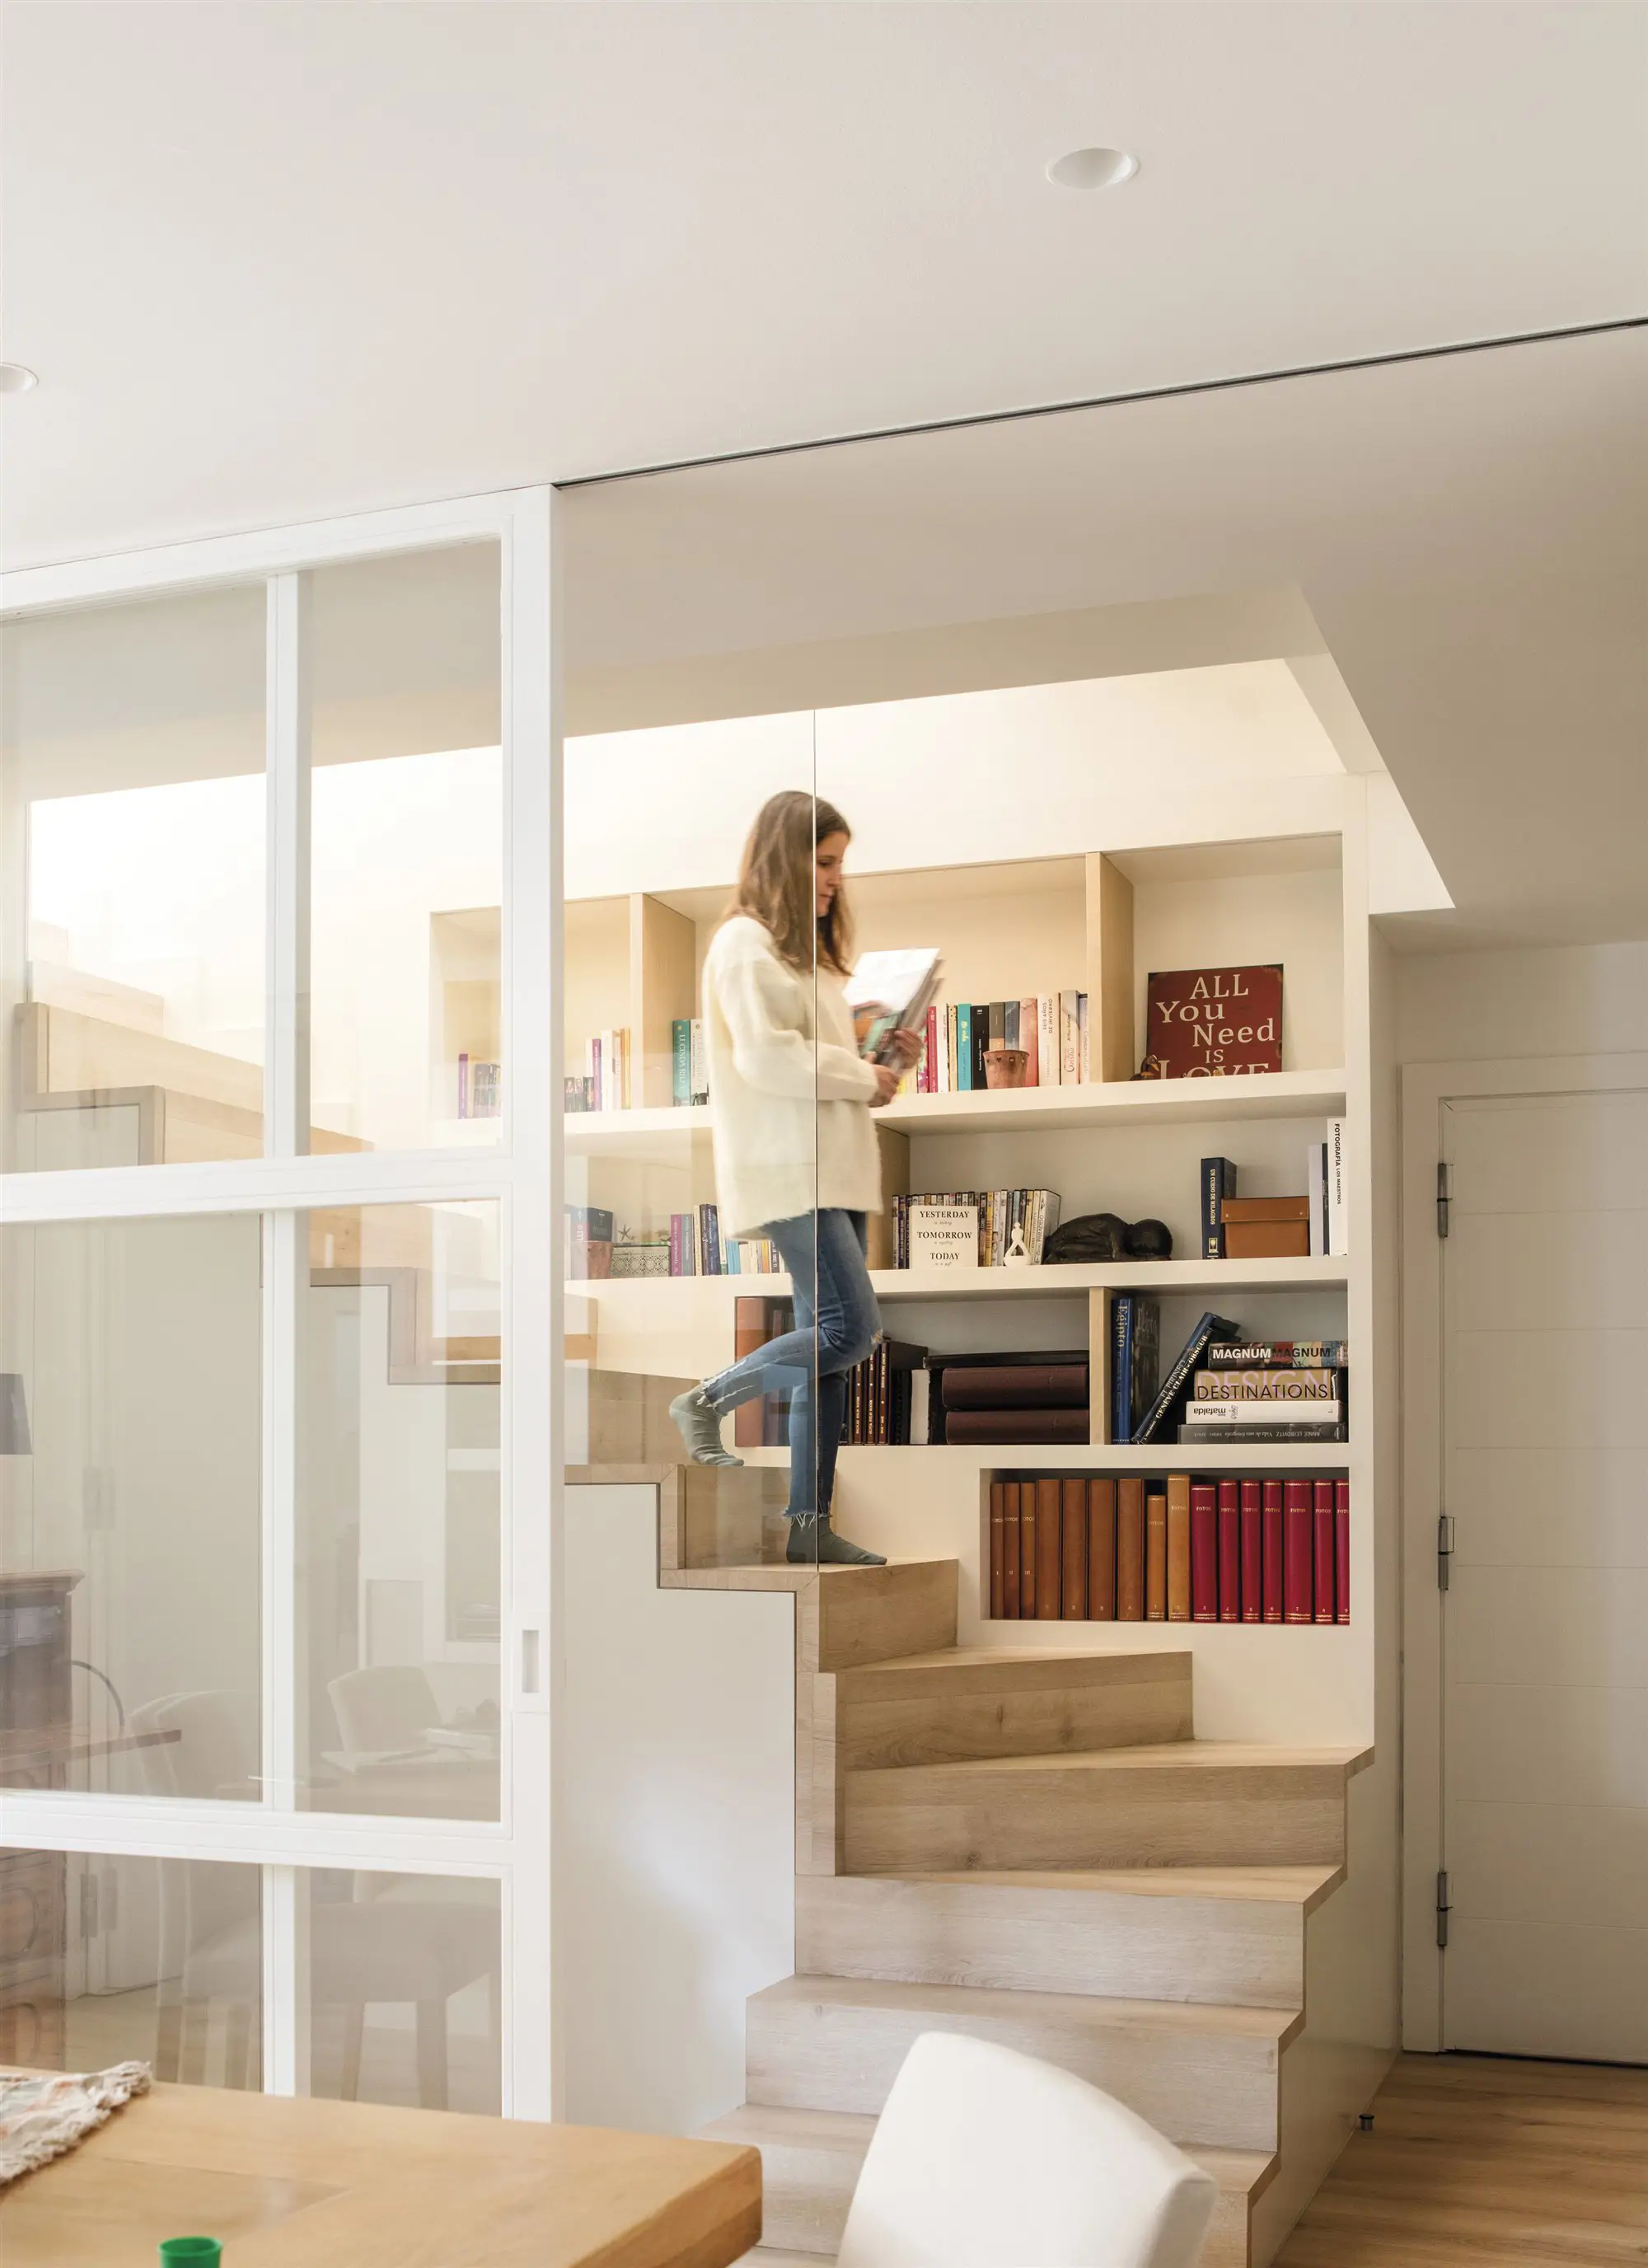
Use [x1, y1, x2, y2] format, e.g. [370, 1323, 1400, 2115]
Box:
[1004, 1225, 1031, 1269]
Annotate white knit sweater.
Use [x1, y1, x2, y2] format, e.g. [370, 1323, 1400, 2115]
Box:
[703, 915, 883, 1237]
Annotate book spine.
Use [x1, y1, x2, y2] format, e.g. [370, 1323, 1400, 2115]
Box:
[1019, 1481, 1038, 1619]
[1111, 1293, 1133, 1445]
[1217, 1478, 1241, 1624]
[1088, 1478, 1117, 1620]
[672, 1019, 691, 1107]
[1038, 996, 1060, 1086]
[458, 1052, 470, 1119]
[1060, 990, 1080, 1083]
[700, 1202, 722, 1277]
[1201, 1156, 1223, 1261]
[1262, 1478, 1285, 1623]
[1190, 1483, 1219, 1622]
[1061, 1478, 1089, 1620]
[1135, 1311, 1239, 1444]
[1194, 1371, 1337, 1400]
[691, 1018, 707, 1103]
[1078, 991, 1089, 1084]
[1019, 996, 1039, 1086]
[1166, 1472, 1192, 1623]
[925, 1004, 939, 1094]
[972, 1006, 988, 1091]
[990, 1482, 1005, 1619]
[1116, 1478, 1145, 1621]
[1240, 1478, 1263, 1624]
[1308, 1140, 1327, 1258]
[1002, 1484, 1021, 1618]
[1327, 1117, 1348, 1257]
[1145, 1491, 1168, 1621]
[1284, 1480, 1313, 1624]
[1335, 1479, 1351, 1624]
[1205, 1340, 1348, 1367]
[669, 1215, 681, 1276]
[956, 1003, 973, 1091]
[1313, 1479, 1337, 1625]
[1037, 1478, 1062, 1620]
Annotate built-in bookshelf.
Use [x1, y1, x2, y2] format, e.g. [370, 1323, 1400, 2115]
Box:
[564, 811, 1377, 1728]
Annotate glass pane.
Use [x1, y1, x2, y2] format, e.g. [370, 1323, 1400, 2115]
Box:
[0, 586, 266, 1172]
[297, 1202, 500, 1820]
[302, 1868, 500, 2113]
[0, 1216, 262, 1797]
[560, 716, 823, 1571]
[0, 1849, 260, 2087]
[307, 544, 502, 1155]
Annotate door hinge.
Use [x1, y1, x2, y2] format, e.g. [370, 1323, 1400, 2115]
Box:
[1435, 1869, 1452, 1951]
[1437, 1514, 1455, 1591]
[1436, 1161, 1452, 1237]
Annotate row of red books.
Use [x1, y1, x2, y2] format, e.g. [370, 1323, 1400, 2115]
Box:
[987, 1474, 1349, 1625]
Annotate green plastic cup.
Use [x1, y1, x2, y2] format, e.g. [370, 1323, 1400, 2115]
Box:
[159, 2242, 222, 2266]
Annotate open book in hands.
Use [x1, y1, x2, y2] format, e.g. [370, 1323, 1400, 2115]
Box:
[845, 949, 944, 1065]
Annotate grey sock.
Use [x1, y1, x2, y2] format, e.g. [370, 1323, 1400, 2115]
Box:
[787, 1515, 886, 1567]
[669, 1388, 743, 1468]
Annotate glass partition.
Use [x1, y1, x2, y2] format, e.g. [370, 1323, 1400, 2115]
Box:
[560, 721, 822, 1571]
[0, 587, 267, 1172]
[0, 1214, 262, 1798]
[297, 1199, 501, 1819]
[307, 542, 502, 1155]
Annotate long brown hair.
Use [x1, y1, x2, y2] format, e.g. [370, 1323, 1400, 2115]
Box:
[727, 790, 854, 976]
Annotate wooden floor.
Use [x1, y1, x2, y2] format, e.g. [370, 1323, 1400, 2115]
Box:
[1276, 2051, 1648, 2266]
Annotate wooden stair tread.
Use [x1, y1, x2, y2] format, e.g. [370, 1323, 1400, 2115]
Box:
[836, 1644, 1191, 1688]
[850, 1738, 1373, 1782]
[887, 1863, 1346, 1910]
[662, 1556, 954, 1594]
[754, 1972, 1303, 2052]
[704, 2102, 1276, 2201]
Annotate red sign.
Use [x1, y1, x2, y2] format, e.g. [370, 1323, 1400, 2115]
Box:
[1145, 965, 1283, 1077]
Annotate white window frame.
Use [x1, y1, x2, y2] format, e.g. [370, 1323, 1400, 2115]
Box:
[0, 485, 562, 2116]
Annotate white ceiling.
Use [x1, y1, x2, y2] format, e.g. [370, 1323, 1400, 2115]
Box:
[561, 326, 1648, 949]
[1, 2, 1643, 949]
[1, 2, 1643, 566]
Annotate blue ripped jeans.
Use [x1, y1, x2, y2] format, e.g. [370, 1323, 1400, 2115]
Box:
[699, 1209, 880, 1519]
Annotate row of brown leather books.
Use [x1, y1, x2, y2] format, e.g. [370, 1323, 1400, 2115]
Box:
[987, 1474, 1350, 1624]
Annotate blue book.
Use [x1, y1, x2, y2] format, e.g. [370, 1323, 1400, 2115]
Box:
[1111, 1294, 1135, 1444]
[1201, 1157, 1238, 1260]
[1134, 1310, 1243, 1445]
[956, 1004, 974, 1091]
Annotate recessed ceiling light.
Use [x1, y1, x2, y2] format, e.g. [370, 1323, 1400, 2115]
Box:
[0, 363, 40, 394]
[1046, 147, 1140, 191]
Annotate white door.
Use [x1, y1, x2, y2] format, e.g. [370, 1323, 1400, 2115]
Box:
[1441, 1088, 1648, 2059]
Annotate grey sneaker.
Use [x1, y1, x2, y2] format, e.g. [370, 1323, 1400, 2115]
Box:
[669, 1387, 744, 1468]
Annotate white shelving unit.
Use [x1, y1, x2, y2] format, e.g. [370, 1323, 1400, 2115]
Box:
[564, 808, 1379, 1746]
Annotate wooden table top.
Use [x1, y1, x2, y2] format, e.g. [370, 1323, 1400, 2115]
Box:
[0, 2080, 761, 2268]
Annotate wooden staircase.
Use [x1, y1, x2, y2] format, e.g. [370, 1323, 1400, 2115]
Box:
[678, 1553, 1374, 2268]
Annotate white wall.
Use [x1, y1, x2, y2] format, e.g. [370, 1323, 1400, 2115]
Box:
[1398, 938, 1648, 1065]
[559, 1485, 794, 2135]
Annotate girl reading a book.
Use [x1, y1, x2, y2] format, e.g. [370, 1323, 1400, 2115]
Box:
[670, 791, 919, 1564]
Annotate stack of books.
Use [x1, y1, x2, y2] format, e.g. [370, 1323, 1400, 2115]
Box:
[456, 1055, 502, 1118]
[669, 1019, 710, 1107]
[564, 1029, 632, 1114]
[845, 1340, 929, 1446]
[987, 1473, 1350, 1625]
[908, 995, 1091, 1094]
[1177, 1339, 1347, 1445]
[893, 1188, 1062, 1268]
[929, 1352, 1089, 1446]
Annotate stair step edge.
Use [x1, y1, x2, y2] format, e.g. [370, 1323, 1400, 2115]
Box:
[847, 1739, 1372, 1781]
[751, 1972, 1303, 2047]
[704, 2105, 1277, 2202]
[851, 1863, 1346, 1910]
